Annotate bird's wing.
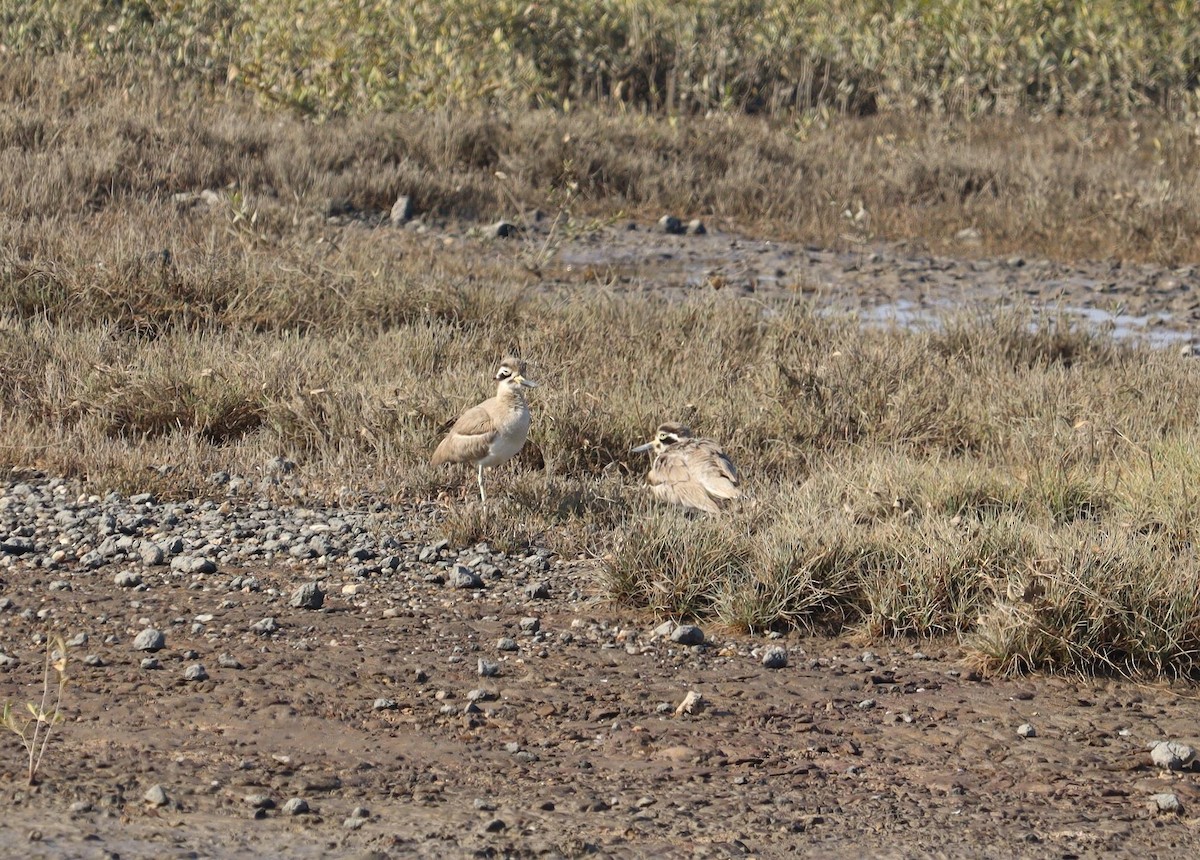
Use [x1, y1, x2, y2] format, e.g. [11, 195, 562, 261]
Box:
[647, 449, 722, 513]
[431, 401, 497, 465]
[691, 440, 741, 501]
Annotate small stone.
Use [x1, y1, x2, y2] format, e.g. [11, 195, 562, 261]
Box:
[264, 456, 295, 475]
[144, 785, 169, 807]
[657, 215, 684, 235]
[218, 653, 244, 669]
[114, 571, 142, 588]
[450, 565, 484, 590]
[390, 195, 415, 224]
[351, 806, 370, 819]
[519, 617, 540, 634]
[1153, 793, 1183, 814]
[183, 664, 209, 682]
[140, 657, 161, 670]
[139, 544, 165, 566]
[651, 620, 675, 638]
[487, 220, 521, 239]
[66, 632, 88, 648]
[291, 582, 325, 610]
[478, 659, 500, 678]
[675, 690, 704, 717]
[250, 617, 279, 635]
[524, 581, 550, 600]
[373, 698, 398, 711]
[1016, 723, 1037, 739]
[132, 628, 165, 652]
[343, 817, 365, 830]
[856, 699, 876, 710]
[761, 646, 788, 669]
[282, 797, 309, 815]
[955, 227, 982, 244]
[497, 637, 518, 652]
[669, 625, 705, 646]
[1149, 740, 1196, 771]
[483, 818, 507, 833]
[244, 794, 275, 810]
[170, 555, 217, 574]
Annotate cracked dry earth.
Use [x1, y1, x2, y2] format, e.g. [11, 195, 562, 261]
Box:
[2, 479, 1200, 859]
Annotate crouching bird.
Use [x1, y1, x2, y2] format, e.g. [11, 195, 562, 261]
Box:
[431, 356, 536, 503]
[631, 422, 741, 513]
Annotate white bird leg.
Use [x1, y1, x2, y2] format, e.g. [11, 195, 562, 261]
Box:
[477, 463, 487, 504]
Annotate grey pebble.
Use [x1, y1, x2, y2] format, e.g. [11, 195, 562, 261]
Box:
[519, 617, 540, 634]
[282, 797, 310, 815]
[670, 625, 705, 646]
[1016, 723, 1037, 739]
[132, 628, 165, 652]
[114, 570, 142, 588]
[497, 637, 518, 652]
[373, 698, 398, 711]
[1150, 740, 1196, 771]
[450, 565, 484, 590]
[291, 581, 325, 610]
[761, 646, 788, 669]
[144, 785, 169, 807]
[244, 794, 275, 810]
[524, 581, 550, 600]
[140, 657, 161, 670]
[487, 220, 521, 239]
[657, 215, 684, 235]
[478, 659, 500, 677]
[218, 653, 244, 669]
[250, 617, 279, 635]
[1153, 792, 1183, 814]
[183, 664, 209, 682]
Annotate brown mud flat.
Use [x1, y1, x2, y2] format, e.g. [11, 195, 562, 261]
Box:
[3, 547, 1200, 860]
[432, 217, 1199, 348]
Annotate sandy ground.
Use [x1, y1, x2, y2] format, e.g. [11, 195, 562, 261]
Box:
[4, 225, 1200, 859]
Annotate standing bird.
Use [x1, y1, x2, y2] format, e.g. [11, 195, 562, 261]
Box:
[431, 356, 537, 503]
[630, 422, 741, 513]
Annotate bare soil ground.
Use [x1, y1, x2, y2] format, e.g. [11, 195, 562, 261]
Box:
[4, 224, 1200, 859]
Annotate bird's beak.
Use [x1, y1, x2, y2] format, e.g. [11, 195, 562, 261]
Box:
[516, 375, 538, 388]
[630, 442, 654, 454]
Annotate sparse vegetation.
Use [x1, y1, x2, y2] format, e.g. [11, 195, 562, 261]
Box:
[2, 637, 68, 786]
[3, 4, 1200, 678]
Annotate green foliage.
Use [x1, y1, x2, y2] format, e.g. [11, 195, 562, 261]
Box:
[2, 0, 1199, 117]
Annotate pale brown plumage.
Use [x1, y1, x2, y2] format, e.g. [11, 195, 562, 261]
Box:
[631, 422, 741, 513]
[431, 356, 536, 502]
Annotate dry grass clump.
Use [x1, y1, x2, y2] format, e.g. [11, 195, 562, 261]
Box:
[5, 54, 1200, 266]
[4, 37, 1200, 676]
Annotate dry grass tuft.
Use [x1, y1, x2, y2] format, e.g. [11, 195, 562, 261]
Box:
[4, 27, 1200, 677]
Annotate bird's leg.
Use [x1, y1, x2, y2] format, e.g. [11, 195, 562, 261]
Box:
[477, 463, 487, 505]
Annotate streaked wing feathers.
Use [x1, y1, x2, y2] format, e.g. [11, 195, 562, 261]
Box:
[647, 439, 741, 513]
[431, 401, 498, 465]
